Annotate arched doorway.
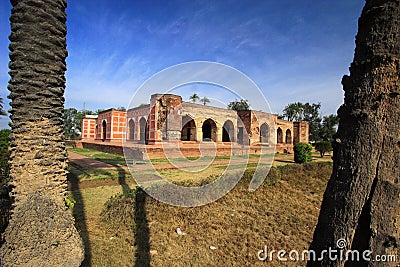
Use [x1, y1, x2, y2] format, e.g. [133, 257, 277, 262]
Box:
[102, 120, 107, 140]
[286, 129, 292, 144]
[277, 127, 283, 143]
[181, 116, 196, 141]
[202, 119, 217, 142]
[128, 119, 135, 140]
[222, 120, 234, 142]
[260, 123, 269, 143]
[139, 117, 147, 142]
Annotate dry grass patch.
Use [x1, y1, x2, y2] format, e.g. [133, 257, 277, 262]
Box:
[70, 162, 332, 266]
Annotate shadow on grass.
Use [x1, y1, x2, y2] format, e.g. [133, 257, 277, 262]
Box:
[134, 189, 150, 267]
[68, 171, 92, 266]
[116, 165, 131, 197]
[115, 164, 150, 267]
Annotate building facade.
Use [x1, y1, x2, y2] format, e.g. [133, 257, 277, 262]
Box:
[81, 94, 309, 152]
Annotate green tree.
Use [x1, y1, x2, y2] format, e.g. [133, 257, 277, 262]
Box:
[200, 96, 210, 105]
[0, 129, 11, 235]
[227, 99, 250, 110]
[0, 98, 10, 236]
[281, 102, 321, 141]
[282, 102, 304, 121]
[189, 93, 200, 103]
[0, 130, 10, 177]
[64, 108, 79, 139]
[318, 114, 339, 141]
[314, 141, 332, 157]
[303, 103, 322, 141]
[95, 108, 105, 114]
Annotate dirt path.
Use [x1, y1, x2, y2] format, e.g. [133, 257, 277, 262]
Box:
[68, 152, 130, 190]
[68, 151, 115, 169]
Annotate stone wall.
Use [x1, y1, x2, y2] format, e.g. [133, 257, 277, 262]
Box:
[80, 93, 309, 148]
[293, 121, 309, 144]
[251, 111, 276, 145]
[81, 141, 126, 155]
[150, 94, 183, 143]
[78, 141, 273, 159]
[126, 105, 150, 142]
[182, 102, 238, 142]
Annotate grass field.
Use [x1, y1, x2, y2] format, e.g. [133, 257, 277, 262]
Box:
[67, 147, 333, 266]
[68, 147, 332, 182]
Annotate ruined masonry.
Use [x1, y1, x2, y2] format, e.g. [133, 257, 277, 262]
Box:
[81, 94, 309, 153]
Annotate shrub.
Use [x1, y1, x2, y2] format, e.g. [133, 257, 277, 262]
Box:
[0, 129, 11, 236]
[0, 129, 10, 180]
[293, 142, 313, 163]
[100, 187, 144, 231]
[315, 141, 332, 157]
[64, 193, 76, 209]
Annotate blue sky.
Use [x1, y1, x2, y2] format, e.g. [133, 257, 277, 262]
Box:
[0, 0, 364, 129]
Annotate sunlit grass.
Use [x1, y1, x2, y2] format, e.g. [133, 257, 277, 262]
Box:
[69, 162, 332, 266]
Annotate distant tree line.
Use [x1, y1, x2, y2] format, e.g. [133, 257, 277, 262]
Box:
[0, 97, 11, 234]
[227, 99, 250, 111]
[191, 96, 337, 144]
[279, 102, 339, 143]
[226, 99, 338, 143]
[279, 102, 339, 159]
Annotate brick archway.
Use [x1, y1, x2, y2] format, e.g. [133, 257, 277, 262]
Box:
[139, 117, 147, 142]
[260, 123, 269, 143]
[181, 115, 196, 141]
[285, 129, 292, 144]
[222, 120, 234, 142]
[202, 119, 217, 142]
[277, 127, 283, 144]
[102, 120, 107, 140]
[128, 119, 135, 140]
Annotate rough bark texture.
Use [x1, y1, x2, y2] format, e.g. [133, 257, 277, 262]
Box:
[0, 0, 84, 266]
[1, 193, 84, 266]
[308, 0, 400, 266]
[7, 0, 69, 204]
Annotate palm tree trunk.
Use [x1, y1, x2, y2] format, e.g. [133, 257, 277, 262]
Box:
[8, 0, 69, 204]
[0, 0, 84, 266]
[308, 0, 400, 266]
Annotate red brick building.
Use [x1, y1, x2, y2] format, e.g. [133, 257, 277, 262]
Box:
[81, 115, 97, 140]
[81, 109, 126, 141]
[81, 94, 309, 152]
